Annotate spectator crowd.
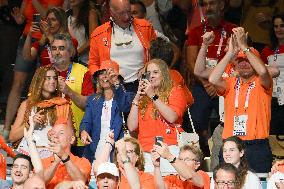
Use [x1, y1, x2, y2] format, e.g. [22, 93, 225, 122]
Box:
[1, 0, 284, 188]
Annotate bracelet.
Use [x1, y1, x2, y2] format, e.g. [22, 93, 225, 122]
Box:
[105, 141, 114, 148]
[242, 47, 251, 53]
[168, 157, 176, 164]
[132, 101, 138, 106]
[61, 155, 70, 163]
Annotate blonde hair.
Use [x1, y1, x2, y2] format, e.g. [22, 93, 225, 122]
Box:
[139, 59, 173, 119]
[114, 137, 145, 171]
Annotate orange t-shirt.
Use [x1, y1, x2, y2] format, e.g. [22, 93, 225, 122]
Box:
[138, 86, 188, 152]
[221, 76, 272, 140]
[119, 171, 155, 189]
[22, 0, 64, 39]
[170, 69, 194, 106]
[42, 154, 91, 189]
[164, 170, 210, 189]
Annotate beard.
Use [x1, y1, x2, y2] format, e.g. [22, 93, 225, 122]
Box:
[51, 55, 65, 65]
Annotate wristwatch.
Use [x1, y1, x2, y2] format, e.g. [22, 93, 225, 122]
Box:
[151, 94, 159, 101]
[242, 47, 251, 53]
[168, 156, 177, 164]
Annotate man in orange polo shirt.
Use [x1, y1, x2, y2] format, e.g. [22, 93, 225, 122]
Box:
[42, 122, 91, 189]
[209, 27, 273, 172]
[152, 143, 210, 189]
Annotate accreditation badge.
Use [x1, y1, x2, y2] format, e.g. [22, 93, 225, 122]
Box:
[233, 115, 248, 136]
[205, 58, 218, 68]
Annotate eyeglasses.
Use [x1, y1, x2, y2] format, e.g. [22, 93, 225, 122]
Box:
[216, 180, 237, 188]
[178, 157, 199, 163]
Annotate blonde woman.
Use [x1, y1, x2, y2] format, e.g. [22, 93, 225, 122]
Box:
[127, 58, 188, 173]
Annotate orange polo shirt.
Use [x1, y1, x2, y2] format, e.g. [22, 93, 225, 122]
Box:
[164, 170, 210, 189]
[42, 154, 91, 189]
[119, 171, 155, 189]
[137, 86, 188, 152]
[221, 76, 272, 140]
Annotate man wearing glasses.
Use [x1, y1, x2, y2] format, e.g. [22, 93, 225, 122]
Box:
[89, 0, 156, 93]
[151, 143, 210, 188]
[213, 163, 239, 189]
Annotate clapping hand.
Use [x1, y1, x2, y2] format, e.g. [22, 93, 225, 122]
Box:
[202, 31, 215, 46]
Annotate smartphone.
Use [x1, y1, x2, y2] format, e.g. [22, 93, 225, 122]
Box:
[141, 72, 150, 80]
[155, 136, 164, 146]
[33, 13, 41, 27]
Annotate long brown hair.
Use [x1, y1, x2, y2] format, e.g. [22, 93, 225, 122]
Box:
[139, 59, 173, 119]
[39, 7, 68, 45]
[23, 66, 60, 127]
[222, 136, 249, 188]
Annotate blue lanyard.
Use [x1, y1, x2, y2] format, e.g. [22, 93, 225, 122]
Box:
[66, 63, 73, 80]
[274, 47, 279, 63]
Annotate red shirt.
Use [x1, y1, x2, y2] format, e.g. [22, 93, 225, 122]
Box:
[187, 20, 237, 61]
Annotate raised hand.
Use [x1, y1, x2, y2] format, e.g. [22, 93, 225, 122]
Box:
[202, 31, 215, 46]
[153, 142, 172, 160]
[142, 79, 155, 98]
[151, 149, 161, 167]
[107, 68, 119, 85]
[33, 109, 46, 126]
[11, 7, 25, 25]
[232, 27, 247, 49]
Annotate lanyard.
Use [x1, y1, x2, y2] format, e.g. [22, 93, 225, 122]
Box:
[274, 47, 280, 63]
[204, 25, 226, 58]
[66, 63, 73, 80]
[234, 77, 256, 112]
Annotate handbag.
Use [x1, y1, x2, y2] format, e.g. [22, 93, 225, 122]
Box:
[175, 108, 200, 148]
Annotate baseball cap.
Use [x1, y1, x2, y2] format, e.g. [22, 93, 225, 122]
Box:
[93, 60, 120, 80]
[97, 162, 119, 177]
[236, 47, 260, 59]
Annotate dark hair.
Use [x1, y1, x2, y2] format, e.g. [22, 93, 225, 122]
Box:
[270, 13, 284, 50]
[130, 0, 146, 14]
[149, 37, 174, 66]
[13, 154, 34, 171]
[46, 7, 68, 34]
[213, 162, 238, 181]
[70, 0, 95, 39]
[222, 136, 248, 188]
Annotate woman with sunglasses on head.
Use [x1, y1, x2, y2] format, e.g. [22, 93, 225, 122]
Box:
[80, 60, 134, 163]
[210, 136, 262, 189]
[9, 66, 72, 158]
[67, 0, 99, 66]
[261, 13, 284, 137]
[127, 58, 188, 174]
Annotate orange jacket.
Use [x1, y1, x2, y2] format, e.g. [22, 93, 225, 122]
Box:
[89, 18, 156, 75]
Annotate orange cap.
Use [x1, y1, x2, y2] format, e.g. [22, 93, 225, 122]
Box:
[99, 60, 119, 73]
[237, 47, 260, 59]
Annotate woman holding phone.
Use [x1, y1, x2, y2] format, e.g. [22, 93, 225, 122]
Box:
[127, 58, 188, 173]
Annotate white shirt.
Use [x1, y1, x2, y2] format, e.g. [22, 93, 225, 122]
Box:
[68, 16, 89, 65]
[110, 23, 144, 83]
[267, 171, 284, 189]
[95, 99, 113, 159]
